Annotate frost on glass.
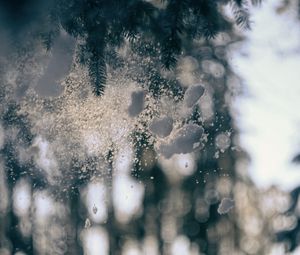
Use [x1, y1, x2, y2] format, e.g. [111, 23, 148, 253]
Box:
[217, 198, 234, 215]
[0, 33, 249, 255]
[1, 1, 297, 254]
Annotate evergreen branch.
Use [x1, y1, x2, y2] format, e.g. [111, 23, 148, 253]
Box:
[84, 19, 108, 96]
[89, 53, 107, 96]
[159, 0, 187, 69]
[37, 0, 253, 95]
[190, 0, 226, 39]
[231, 0, 252, 29]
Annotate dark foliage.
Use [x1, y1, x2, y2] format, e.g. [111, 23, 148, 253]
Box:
[1, 0, 252, 95]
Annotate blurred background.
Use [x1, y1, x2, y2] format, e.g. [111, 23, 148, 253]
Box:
[1, 0, 300, 254]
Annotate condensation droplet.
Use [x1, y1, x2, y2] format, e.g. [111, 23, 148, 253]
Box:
[85, 218, 91, 228]
[92, 204, 98, 214]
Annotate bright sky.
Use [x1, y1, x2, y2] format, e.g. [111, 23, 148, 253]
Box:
[231, 0, 300, 190]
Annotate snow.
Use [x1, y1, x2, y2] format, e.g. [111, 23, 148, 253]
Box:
[83, 131, 104, 156]
[122, 240, 142, 255]
[159, 124, 204, 158]
[128, 90, 146, 117]
[183, 85, 205, 108]
[34, 191, 55, 222]
[171, 235, 197, 255]
[35, 30, 75, 97]
[215, 132, 231, 152]
[81, 227, 109, 255]
[13, 179, 31, 217]
[82, 182, 108, 224]
[201, 60, 225, 78]
[218, 198, 234, 214]
[114, 144, 134, 174]
[176, 56, 199, 87]
[113, 174, 144, 224]
[149, 116, 173, 138]
[159, 153, 197, 178]
[24, 79, 141, 161]
[32, 136, 60, 184]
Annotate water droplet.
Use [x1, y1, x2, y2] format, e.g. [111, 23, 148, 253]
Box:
[92, 204, 98, 214]
[85, 218, 91, 228]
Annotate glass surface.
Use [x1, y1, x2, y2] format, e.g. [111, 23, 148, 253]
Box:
[0, 1, 300, 254]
